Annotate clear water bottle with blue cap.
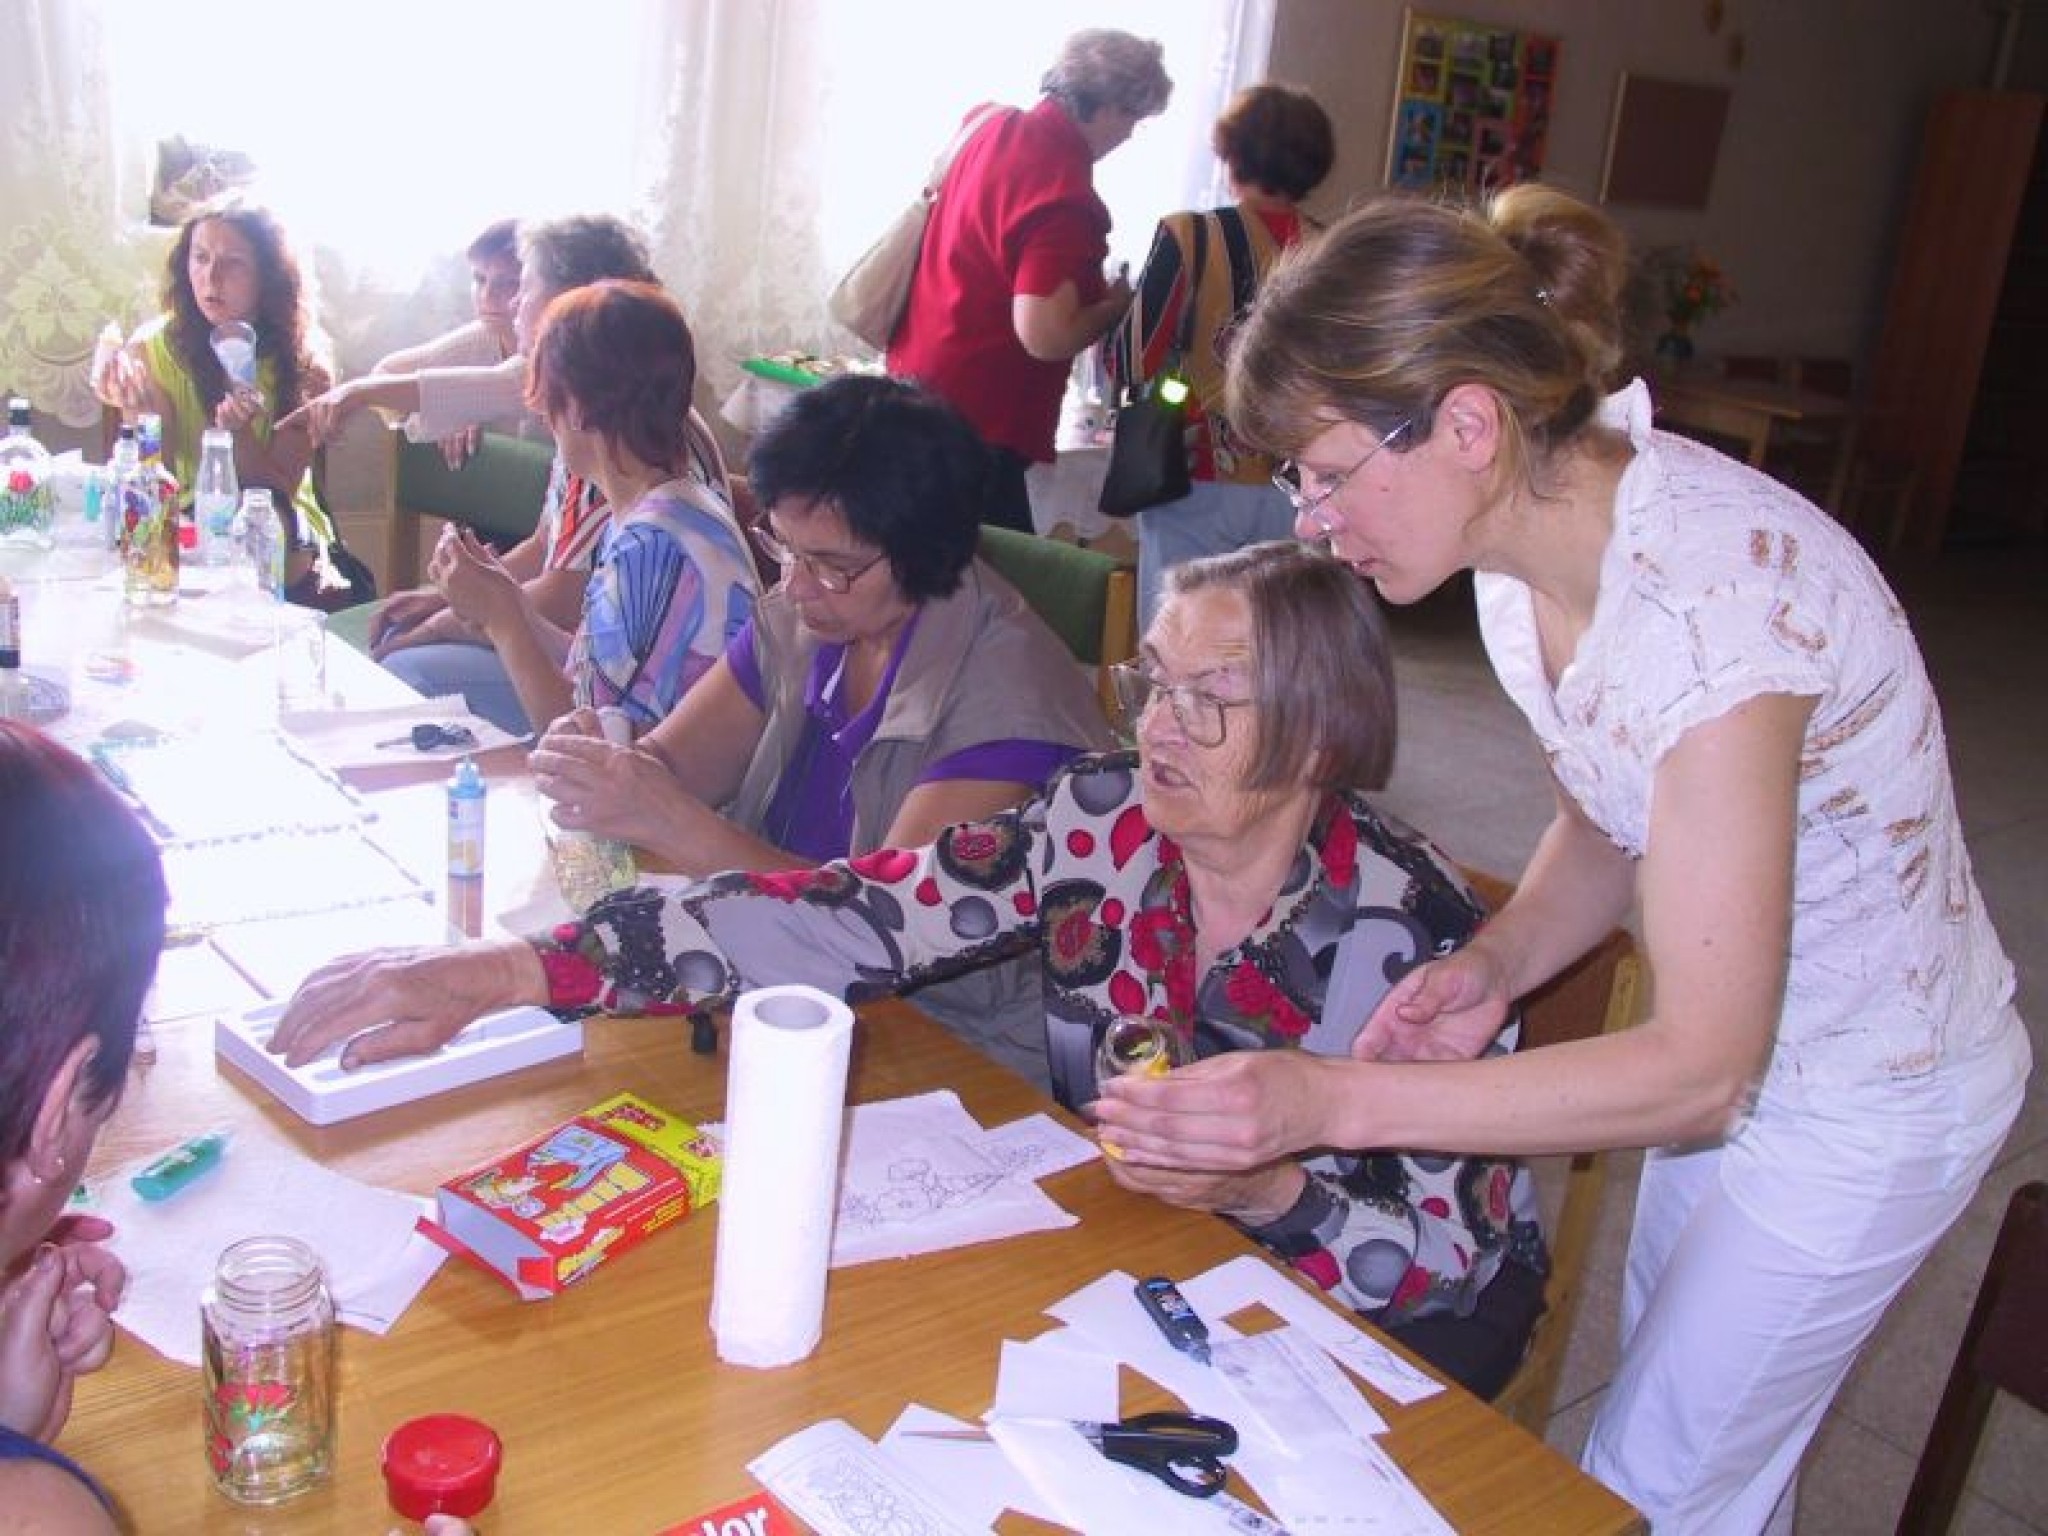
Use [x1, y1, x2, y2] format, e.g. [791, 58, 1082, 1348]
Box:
[195, 430, 239, 568]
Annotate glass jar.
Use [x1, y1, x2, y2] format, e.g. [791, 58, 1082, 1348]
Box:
[201, 1235, 337, 1504]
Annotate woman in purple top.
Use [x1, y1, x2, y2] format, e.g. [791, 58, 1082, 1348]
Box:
[522, 376, 1114, 1081]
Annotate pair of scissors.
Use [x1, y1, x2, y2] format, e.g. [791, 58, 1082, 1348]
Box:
[909, 1411, 1238, 1498]
[375, 722, 479, 751]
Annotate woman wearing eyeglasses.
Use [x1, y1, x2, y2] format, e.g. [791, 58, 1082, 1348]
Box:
[273, 539, 1545, 1396]
[426, 279, 758, 735]
[1093, 187, 2028, 1532]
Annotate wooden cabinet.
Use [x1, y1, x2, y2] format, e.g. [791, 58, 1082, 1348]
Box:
[1868, 90, 2048, 553]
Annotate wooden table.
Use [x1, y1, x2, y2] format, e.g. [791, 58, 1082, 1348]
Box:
[1651, 368, 1859, 515]
[70, 986, 1641, 1534]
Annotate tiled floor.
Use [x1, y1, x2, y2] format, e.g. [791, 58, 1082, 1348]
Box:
[1373, 540, 2048, 1535]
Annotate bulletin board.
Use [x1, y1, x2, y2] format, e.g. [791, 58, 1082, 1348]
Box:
[1599, 73, 1732, 209]
[1385, 9, 1561, 193]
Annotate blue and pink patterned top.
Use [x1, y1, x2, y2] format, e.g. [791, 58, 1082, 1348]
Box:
[569, 477, 758, 731]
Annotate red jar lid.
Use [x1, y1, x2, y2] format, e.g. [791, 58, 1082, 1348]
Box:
[382, 1413, 503, 1520]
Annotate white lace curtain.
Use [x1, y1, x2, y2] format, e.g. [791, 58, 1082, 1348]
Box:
[0, 0, 1271, 427]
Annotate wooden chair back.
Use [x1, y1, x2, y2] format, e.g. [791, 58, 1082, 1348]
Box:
[1463, 868, 1642, 1437]
[1896, 1181, 2048, 1533]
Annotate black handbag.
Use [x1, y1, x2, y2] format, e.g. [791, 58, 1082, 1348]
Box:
[1098, 216, 1208, 519]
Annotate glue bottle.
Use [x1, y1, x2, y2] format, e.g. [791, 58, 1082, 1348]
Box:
[0, 573, 24, 721]
[446, 756, 486, 879]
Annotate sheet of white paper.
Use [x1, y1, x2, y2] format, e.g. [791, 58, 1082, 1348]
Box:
[148, 936, 264, 1023]
[280, 698, 526, 772]
[993, 1332, 1119, 1424]
[1044, 1269, 1249, 1420]
[985, 1417, 1250, 1535]
[1214, 1326, 1388, 1444]
[881, 1405, 1029, 1532]
[1243, 1434, 1458, 1536]
[102, 1129, 444, 1366]
[973, 1113, 1096, 1180]
[829, 1092, 1076, 1267]
[1182, 1255, 1442, 1406]
[749, 1418, 985, 1536]
[161, 831, 424, 935]
[209, 895, 452, 1000]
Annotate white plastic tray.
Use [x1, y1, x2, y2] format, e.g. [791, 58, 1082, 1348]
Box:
[215, 1002, 584, 1126]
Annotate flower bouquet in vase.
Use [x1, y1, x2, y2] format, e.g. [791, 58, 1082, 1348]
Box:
[1654, 248, 1736, 369]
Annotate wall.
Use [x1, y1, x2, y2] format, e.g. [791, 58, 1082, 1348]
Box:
[1267, 0, 2006, 370]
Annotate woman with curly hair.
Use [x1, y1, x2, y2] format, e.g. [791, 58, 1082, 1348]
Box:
[95, 197, 352, 601]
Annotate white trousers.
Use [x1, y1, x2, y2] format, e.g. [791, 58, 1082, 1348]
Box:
[1582, 1010, 2030, 1534]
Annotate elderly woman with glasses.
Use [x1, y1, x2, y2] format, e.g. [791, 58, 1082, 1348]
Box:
[269, 540, 1547, 1397]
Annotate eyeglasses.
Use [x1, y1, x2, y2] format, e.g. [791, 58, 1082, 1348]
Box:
[748, 518, 888, 595]
[1272, 419, 1413, 526]
[1109, 661, 1252, 748]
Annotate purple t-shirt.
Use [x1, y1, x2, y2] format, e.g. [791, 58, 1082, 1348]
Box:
[725, 614, 1081, 860]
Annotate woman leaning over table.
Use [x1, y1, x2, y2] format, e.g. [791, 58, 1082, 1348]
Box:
[268, 543, 1551, 1398]
[425, 279, 758, 735]
[1090, 186, 2030, 1533]
[0, 722, 167, 1533]
[93, 196, 350, 604]
[1102, 81, 1334, 632]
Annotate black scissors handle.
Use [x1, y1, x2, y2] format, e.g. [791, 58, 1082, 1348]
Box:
[1086, 1412, 1237, 1498]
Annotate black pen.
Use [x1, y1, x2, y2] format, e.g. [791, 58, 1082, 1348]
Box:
[1134, 1274, 1212, 1366]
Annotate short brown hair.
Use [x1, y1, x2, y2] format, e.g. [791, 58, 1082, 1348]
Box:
[1213, 84, 1334, 203]
[1226, 185, 1629, 496]
[1161, 541, 1395, 793]
[525, 280, 696, 476]
[1041, 29, 1172, 121]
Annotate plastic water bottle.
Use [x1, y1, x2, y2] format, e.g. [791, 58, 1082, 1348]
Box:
[195, 429, 240, 568]
[0, 397, 55, 551]
[446, 757, 487, 879]
[544, 707, 638, 911]
[241, 488, 285, 599]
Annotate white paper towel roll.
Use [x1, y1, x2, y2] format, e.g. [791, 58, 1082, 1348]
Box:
[710, 984, 855, 1367]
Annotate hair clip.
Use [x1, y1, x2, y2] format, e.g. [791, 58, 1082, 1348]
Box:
[1534, 287, 1554, 307]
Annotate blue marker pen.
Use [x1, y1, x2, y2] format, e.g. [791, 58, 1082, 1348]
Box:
[130, 1130, 230, 1202]
[1135, 1274, 1213, 1366]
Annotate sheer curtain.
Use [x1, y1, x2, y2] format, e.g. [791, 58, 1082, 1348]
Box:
[0, 0, 160, 428]
[0, 1, 1273, 417]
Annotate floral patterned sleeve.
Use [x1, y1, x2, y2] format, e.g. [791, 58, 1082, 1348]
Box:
[530, 799, 1052, 1018]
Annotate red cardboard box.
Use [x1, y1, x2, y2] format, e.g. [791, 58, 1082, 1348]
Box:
[428, 1092, 720, 1300]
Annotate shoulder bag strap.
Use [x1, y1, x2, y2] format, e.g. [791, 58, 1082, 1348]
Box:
[1169, 214, 1208, 369]
[1209, 207, 1261, 316]
[926, 104, 1008, 198]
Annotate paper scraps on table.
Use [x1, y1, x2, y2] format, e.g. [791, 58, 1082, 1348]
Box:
[280, 698, 526, 772]
[103, 1126, 445, 1367]
[748, 1419, 983, 1536]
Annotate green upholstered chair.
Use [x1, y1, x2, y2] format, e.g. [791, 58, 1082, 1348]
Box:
[387, 431, 554, 588]
[974, 525, 1137, 716]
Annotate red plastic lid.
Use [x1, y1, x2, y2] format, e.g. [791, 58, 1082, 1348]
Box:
[382, 1413, 503, 1520]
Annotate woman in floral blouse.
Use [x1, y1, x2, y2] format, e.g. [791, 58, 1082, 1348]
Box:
[271, 541, 1547, 1395]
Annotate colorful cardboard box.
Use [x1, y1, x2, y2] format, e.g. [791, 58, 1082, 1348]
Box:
[429, 1092, 721, 1300]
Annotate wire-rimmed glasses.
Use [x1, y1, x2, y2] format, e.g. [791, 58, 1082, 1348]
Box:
[1272, 419, 1413, 527]
[747, 518, 888, 594]
[1109, 661, 1251, 748]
